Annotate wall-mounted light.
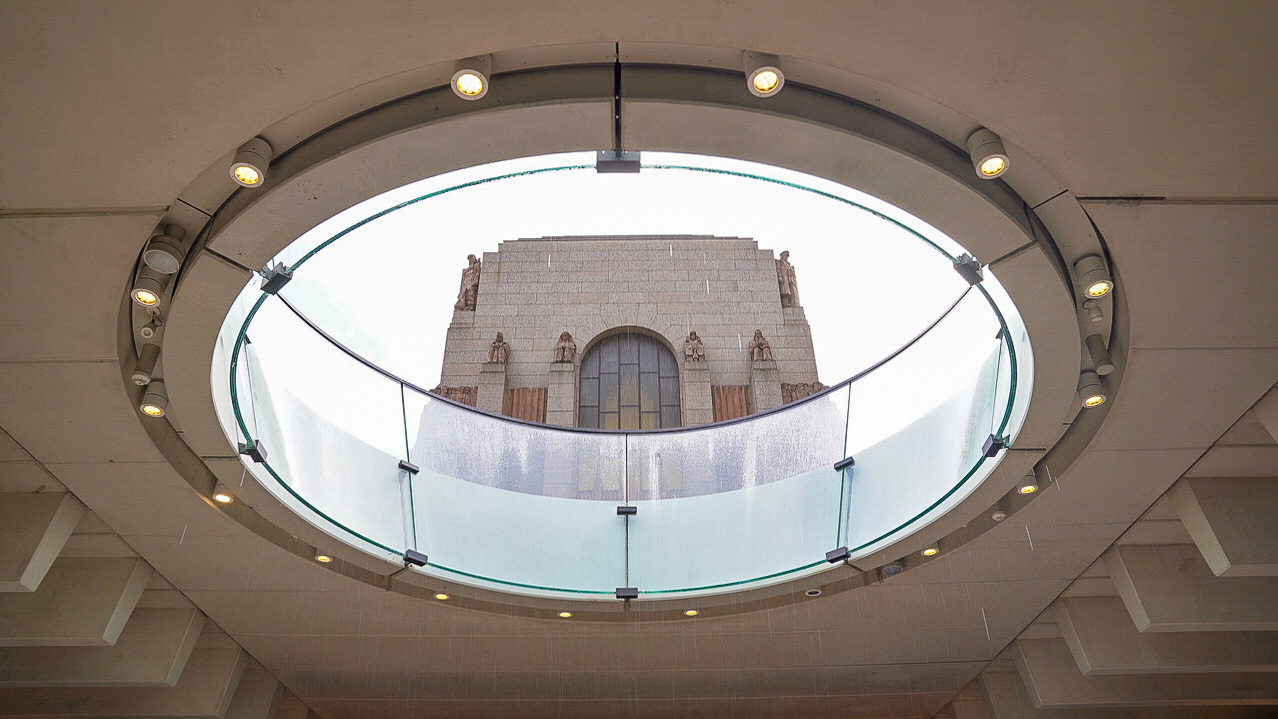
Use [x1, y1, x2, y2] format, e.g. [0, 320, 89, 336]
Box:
[1078, 370, 1106, 408]
[1017, 482, 1038, 495]
[142, 225, 186, 275]
[684, 609, 699, 617]
[1085, 334, 1115, 376]
[139, 380, 169, 417]
[435, 593, 451, 601]
[212, 491, 233, 504]
[315, 554, 333, 563]
[557, 611, 573, 619]
[452, 56, 491, 100]
[1074, 254, 1113, 298]
[230, 138, 273, 188]
[743, 52, 784, 98]
[132, 268, 168, 308]
[881, 563, 904, 577]
[966, 128, 1009, 179]
[922, 547, 939, 557]
[131, 343, 161, 386]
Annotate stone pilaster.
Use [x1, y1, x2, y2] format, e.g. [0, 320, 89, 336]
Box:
[545, 362, 577, 427]
[477, 362, 509, 415]
[749, 360, 782, 413]
[681, 362, 713, 426]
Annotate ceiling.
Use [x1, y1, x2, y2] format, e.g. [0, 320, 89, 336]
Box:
[1, 3, 1276, 718]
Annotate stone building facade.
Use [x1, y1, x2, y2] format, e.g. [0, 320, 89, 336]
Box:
[434, 236, 823, 427]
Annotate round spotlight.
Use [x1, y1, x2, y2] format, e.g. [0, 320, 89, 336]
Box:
[139, 320, 159, 340]
[315, 554, 333, 563]
[230, 137, 273, 188]
[132, 269, 167, 308]
[966, 128, 1009, 180]
[142, 226, 186, 274]
[991, 511, 1008, 522]
[1074, 254, 1113, 298]
[805, 588, 823, 597]
[434, 593, 450, 601]
[557, 611, 573, 619]
[451, 56, 491, 100]
[212, 492, 233, 504]
[743, 52, 784, 98]
[922, 547, 939, 557]
[1078, 370, 1106, 408]
[684, 609, 699, 617]
[139, 380, 169, 418]
[882, 563, 905, 577]
[1018, 483, 1039, 495]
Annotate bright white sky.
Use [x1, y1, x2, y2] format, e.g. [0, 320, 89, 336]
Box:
[274, 151, 995, 394]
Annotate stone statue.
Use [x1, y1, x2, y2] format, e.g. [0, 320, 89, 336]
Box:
[487, 332, 510, 364]
[748, 329, 773, 362]
[554, 332, 577, 363]
[684, 331, 705, 362]
[454, 254, 481, 310]
[776, 250, 800, 308]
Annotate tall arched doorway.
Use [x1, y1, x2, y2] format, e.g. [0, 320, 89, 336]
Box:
[578, 333, 681, 430]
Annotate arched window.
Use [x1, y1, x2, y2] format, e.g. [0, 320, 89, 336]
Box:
[578, 333, 681, 430]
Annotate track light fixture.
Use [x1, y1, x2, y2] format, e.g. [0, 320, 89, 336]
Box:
[1074, 254, 1113, 298]
[315, 554, 333, 563]
[451, 56, 491, 100]
[1017, 478, 1039, 495]
[132, 268, 168, 308]
[1078, 370, 1106, 408]
[1085, 334, 1114, 376]
[212, 491, 233, 504]
[230, 137, 272, 187]
[131, 343, 161, 386]
[1083, 298, 1104, 322]
[966, 128, 1009, 179]
[139, 380, 169, 417]
[922, 547, 939, 557]
[743, 52, 784, 97]
[142, 225, 186, 274]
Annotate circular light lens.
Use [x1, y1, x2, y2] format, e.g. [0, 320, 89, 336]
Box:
[1086, 280, 1113, 298]
[455, 72, 485, 97]
[684, 609, 699, 616]
[752, 70, 780, 94]
[434, 593, 450, 601]
[1082, 393, 1106, 407]
[140, 402, 165, 417]
[232, 164, 262, 186]
[558, 611, 573, 618]
[979, 156, 1007, 177]
[133, 289, 160, 306]
[212, 492, 232, 504]
[1018, 483, 1038, 495]
[805, 588, 822, 597]
[315, 554, 333, 563]
[922, 547, 939, 557]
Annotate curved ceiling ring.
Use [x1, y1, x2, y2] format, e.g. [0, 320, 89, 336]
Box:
[136, 52, 1110, 619]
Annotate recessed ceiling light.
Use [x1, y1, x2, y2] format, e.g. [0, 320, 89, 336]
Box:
[558, 611, 573, 618]
[743, 52, 784, 98]
[922, 547, 939, 557]
[684, 609, 699, 616]
[966, 128, 1009, 179]
[435, 593, 450, 601]
[315, 554, 333, 563]
[212, 492, 233, 504]
[230, 137, 272, 188]
[452, 56, 491, 100]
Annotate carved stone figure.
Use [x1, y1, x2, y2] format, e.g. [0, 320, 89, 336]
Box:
[554, 332, 577, 363]
[684, 331, 705, 362]
[782, 381, 827, 404]
[431, 385, 478, 407]
[454, 254, 482, 310]
[748, 329, 773, 362]
[775, 250, 800, 308]
[487, 332, 510, 364]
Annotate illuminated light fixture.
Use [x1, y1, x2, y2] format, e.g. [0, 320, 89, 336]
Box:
[131, 343, 160, 386]
[1083, 298, 1104, 322]
[743, 52, 784, 98]
[558, 611, 573, 618]
[142, 225, 186, 274]
[1078, 370, 1106, 408]
[315, 554, 333, 563]
[451, 55, 491, 100]
[139, 380, 169, 417]
[132, 268, 168, 308]
[212, 492, 233, 504]
[684, 609, 699, 617]
[1085, 334, 1115, 376]
[1018, 481, 1039, 495]
[966, 128, 1010, 179]
[1074, 254, 1113, 298]
[922, 547, 939, 557]
[230, 137, 273, 188]
[435, 593, 451, 601]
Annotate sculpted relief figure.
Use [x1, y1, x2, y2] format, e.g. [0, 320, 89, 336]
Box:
[684, 331, 706, 362]
[775, 250, 800, 308]
[454, 254, 481, 310]
[554, 332, 577, 363]
[487, 332, 510, 364]
[748, 329, 773, 362]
